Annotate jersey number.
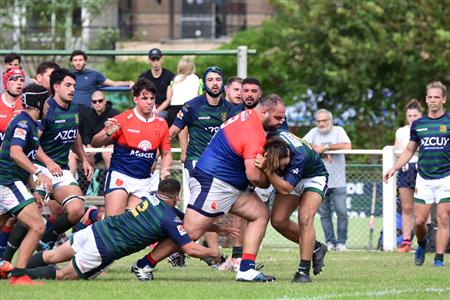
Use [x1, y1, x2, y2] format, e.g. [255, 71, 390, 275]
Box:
[130, 200, 149, 217]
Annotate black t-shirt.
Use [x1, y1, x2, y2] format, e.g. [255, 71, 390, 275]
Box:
[138, 68, 175, 106]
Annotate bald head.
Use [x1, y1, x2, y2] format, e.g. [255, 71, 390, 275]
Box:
[91, 91, 106, 114]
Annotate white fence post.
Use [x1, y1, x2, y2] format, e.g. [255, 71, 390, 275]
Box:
[237, 46, 248, 78]
[382, 145, 397, 251]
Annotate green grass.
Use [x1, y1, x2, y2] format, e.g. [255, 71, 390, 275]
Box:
[2, 249, 449, 300]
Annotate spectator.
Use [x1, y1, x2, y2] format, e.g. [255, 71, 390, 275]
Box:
[225, 76, 242, 105]
[157, 57, 201, 127]
[35, 61, 60, 92]
[70, 50, 134, 108]
[394, 99, 423, 252]
[0, 52, 33, 92]
[139, 48, 175, 120]
[304, 109, 352, 251]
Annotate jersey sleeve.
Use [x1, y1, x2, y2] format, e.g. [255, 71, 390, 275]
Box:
[159, 121, 171, 151]
[172, 102, 194, 130]
[161, 208, 192, 247]
[10, 122, 31, 148]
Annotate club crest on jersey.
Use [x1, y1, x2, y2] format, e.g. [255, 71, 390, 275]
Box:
[13, 128, 27, 140]
[74, 115, 79, 124]
[210, 200, 217, 210]
[177, 110, 184, 119]
[138, 140, 152, 151]
[221, 112, 227, 122]
[115, 178, 123, 186]
[440, 125, 447, 133]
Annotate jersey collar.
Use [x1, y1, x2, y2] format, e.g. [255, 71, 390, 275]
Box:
[133, 107, 156, 123]
[1, 93, 16, 108]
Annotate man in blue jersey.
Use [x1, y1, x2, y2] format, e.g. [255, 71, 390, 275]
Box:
[24, 178, 236, 280]
[384, 81, 450, 267]
[35, 68, 93, 249]
[0, 84, 52, 284]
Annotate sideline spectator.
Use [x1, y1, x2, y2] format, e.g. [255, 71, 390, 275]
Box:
[304, 109, 352, 251]
[139, 48, 175, 120]
[0, 52, 33, 92]
[35, 61, 60, 92]
[394, 99, 423, 252]
[157, 57, 201, 127]
[70, 50, 134, 108]
[225, 76, 242, 105]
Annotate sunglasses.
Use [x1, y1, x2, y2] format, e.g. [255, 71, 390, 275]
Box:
[92, 99, 105, 104]
[150, 57, 161, 61]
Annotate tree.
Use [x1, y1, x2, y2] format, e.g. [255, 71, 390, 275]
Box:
[197, 0, 450, 149]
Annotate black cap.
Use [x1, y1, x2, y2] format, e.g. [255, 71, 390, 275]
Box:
[148, 48, 162, 59]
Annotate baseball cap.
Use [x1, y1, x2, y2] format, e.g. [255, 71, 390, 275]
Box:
[148, 48, 163, 59]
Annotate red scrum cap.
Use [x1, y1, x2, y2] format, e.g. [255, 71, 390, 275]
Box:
[3, 66, 25, 90]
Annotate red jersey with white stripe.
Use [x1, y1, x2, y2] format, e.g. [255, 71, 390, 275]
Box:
[196, 109, 266, 190]
[109, 108, 170, 179]
[0, 94, 23, 145]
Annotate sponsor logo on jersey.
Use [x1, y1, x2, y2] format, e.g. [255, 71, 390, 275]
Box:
[54, 129, 77, 141]
[18, 120, 28, 128]
[127, 113, 133, 119]
[198, 116, 210, 120]
[177, 224, 187, 236]
[130, 149, 154, 158]
[440, 125, 447, 133]
[27, 150, 37, 160]
[292, 168, 299, 174]
[138, 140, 152, 151]
[417, 128, 428, 132]
[55, 119, 65, 124]
[13, 128, 27, 140]
[421, 136, 449, 147]
[127, 128, 140, 133]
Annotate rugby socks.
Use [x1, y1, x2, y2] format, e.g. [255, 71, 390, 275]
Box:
[418, 239, 428, 249]
[45, 215, 56, 232]
[0, 225, 13, 257]
[434, 253, 444, 262]
[26, 266, 57, 280]
[240, 253, 256, 272]
[2, 222, 28, 261]
[299, 260, 311, 276]
[232, 247, 243, 259]
[10, 267, 26, 277]
[314, 241, 321, 251]
[137, 253, 157, 268]
[27, 251, 46, 269]
[41, 213, 73, 247]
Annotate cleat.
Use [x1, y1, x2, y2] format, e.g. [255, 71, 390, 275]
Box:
[397, 243, 411, 253]
[218, 257, 241, 272]
[131, 262, 155, 281]
[236, 269, 276, 282]
[434, 260, 444, 267]
[336, 243, 347, 252]
[0, 259, 13, 279]
[326, 242, 336, 251]
[9, 275, 45, 285]
[37, 240, 53, 251]
[168, 251, 186, 267]
[210, 255, 227, 270]
[292, 271, 312, 283]
[415, 245, 426, 266]
[312, 242, 327, 275]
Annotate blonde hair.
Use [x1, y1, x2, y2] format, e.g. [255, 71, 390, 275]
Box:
[174, 57, 196, 83]
[426, 81, 447, 97]
[264, 137, 290, 173]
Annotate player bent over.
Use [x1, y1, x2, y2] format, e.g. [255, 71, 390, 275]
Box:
[24, 179, 237, 280]
[0, 84, 52, 284]
[256, 134, 328, 283]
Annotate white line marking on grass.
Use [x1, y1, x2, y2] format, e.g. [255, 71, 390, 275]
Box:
[276, 287, 450, 300]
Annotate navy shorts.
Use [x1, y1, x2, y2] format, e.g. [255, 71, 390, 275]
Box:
[397, 163, 418, 189]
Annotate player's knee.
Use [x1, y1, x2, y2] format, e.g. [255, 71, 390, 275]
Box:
[436, 214, 449, 228]
[414, 216, 427, 227]
[65, 199, 85, 222]
[298, 214, 314, 228]
[402, 206, 413, 215]
[270, 216, 287, 231]
[29, 218, 46, 236]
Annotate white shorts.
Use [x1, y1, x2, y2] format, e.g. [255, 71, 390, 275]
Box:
[289, 176, 328, 199]
[254, 186, 274, 203]
[71, 226, 113, 280]
[414, 174, 450, 204]
[34, 164, 78, 193]
[0, 181, 35, 217]
[104, 170, 152, 198]
[188, 170, 247, 217]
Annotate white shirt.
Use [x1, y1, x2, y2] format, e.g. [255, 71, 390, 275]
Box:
[395, 125, 418, 163]
[170, 74, 200, 106]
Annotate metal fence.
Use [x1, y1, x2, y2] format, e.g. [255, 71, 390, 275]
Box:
[76, 150, 390, 250]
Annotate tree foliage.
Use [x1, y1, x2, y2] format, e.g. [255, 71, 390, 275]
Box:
[197, 0, 450, 149]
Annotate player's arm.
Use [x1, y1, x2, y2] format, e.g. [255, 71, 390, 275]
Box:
[91, 118, 119, 147]
[159, 149, 172, 179]
[383, 141, 418, 183]
[72, 134, 93, 181]
[245, 158, 270, 188]
[36, 131, 62, 177]
[181, 241, 220, 259]
[103, 78, 134, 88]
[168, 124, 182, 143]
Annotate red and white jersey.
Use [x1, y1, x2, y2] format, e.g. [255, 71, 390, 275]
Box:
[0, 94, 23, 145]
[109, 108, 170, 179]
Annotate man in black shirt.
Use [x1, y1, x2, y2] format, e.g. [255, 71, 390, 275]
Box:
[138, 48, 175, 121]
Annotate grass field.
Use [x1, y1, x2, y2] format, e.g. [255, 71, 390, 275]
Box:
[1, 248, 449, 300]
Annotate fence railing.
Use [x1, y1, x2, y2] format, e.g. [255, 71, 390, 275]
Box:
[75, 146, 401, 250]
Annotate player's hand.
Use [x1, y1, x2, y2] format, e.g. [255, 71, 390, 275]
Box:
[32, 191, 46, 210]
[383, 168, 396, 184]
[160, 169, 171, 180]
[38, 173, 53, 194]
[82, 159, 94, 182]
[47, 161, 62, 177]
[255, 153, 267, 169]
[313, 144, 325, 154]
[216, 225, 240, 239]
[104, 118, 120, 136]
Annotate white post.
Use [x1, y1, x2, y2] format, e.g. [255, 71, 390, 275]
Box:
[81, 5, 91, 50]
[382, 145, 397, 251]
[237, 46, 248, 78]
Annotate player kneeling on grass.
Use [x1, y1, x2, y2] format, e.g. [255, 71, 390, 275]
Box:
[256, 134, 328, 283]
[24, 178, 237, 280]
